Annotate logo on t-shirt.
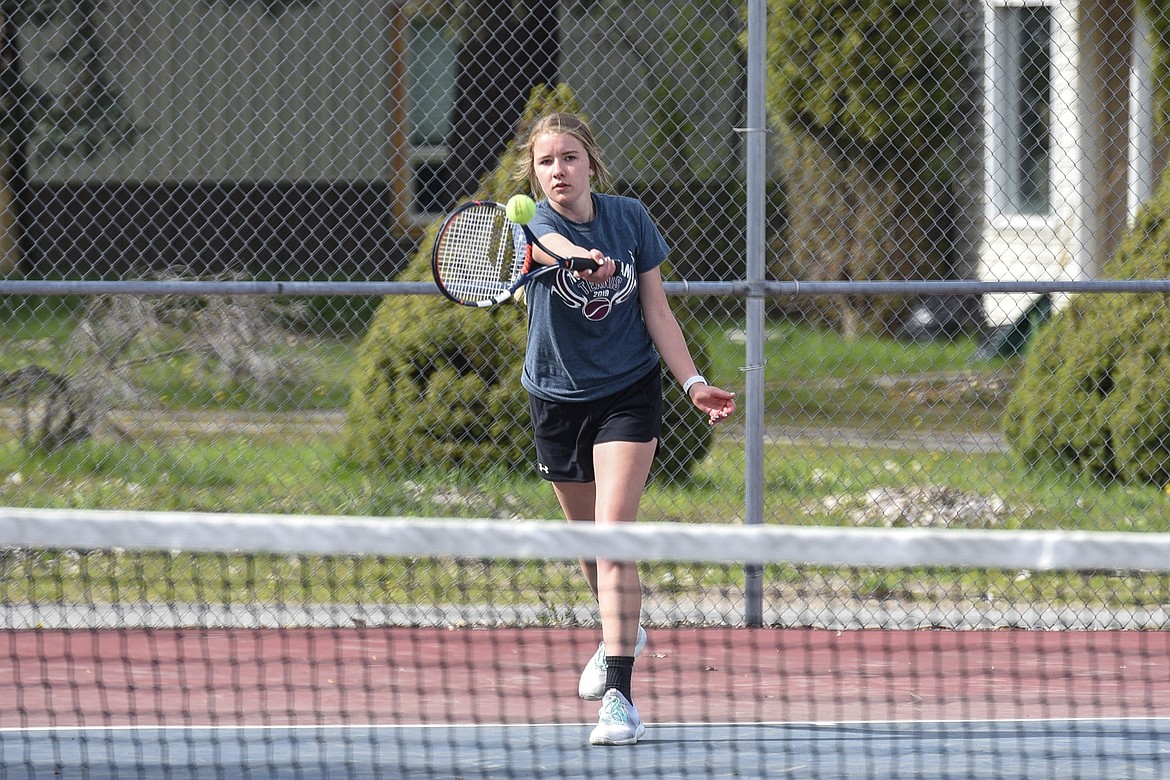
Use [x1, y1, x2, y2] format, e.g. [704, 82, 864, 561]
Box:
[551, 256, 637, 320]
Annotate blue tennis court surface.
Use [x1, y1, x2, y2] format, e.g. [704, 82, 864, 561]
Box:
[4, 719, 1168, 779]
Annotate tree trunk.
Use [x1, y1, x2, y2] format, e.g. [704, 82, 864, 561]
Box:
[0, 9, 21, 275]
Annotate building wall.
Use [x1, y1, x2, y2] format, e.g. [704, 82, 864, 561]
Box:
[12, 0, 746, 276]
[22, 0, 394, 186]
[558, 0, 745, 185]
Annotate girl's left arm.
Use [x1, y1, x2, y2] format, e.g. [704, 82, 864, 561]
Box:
[639, 267, 736, 425]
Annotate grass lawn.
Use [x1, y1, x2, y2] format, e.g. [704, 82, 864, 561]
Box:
[1, 300, 1167, 615]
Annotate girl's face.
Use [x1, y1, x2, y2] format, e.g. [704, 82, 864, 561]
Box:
[532, 132, 594, 220]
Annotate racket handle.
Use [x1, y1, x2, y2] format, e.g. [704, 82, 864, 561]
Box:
[562, 257, 601, 272]
[521, 226, 602, 272]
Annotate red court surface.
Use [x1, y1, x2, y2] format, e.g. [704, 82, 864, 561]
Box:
[4, 627, 1169, 728]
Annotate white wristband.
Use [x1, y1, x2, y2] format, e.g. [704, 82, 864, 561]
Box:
[682, 375, 707, 396]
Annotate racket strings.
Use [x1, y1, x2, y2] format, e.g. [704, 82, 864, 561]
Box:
[435, 205, 518, 301]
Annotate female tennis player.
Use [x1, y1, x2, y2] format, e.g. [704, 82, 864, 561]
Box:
[516, 112, 736, 746]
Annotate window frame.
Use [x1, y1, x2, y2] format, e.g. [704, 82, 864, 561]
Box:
[400, 13, 458, 227]
[985, 0, 1056, 225]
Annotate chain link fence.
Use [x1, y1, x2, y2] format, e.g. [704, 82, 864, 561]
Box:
[2, 0, 1170, 626]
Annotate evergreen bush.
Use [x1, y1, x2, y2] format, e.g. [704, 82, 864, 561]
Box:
[1005, 175, 1170, 486]
[346, 84, 713, 481]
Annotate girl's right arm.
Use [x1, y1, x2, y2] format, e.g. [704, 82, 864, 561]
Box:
[533, 233, 616, 283]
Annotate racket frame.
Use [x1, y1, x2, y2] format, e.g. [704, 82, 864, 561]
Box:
[431, 200, 599, 308]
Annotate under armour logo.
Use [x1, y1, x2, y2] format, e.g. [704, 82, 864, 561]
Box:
[538, 462, 550, 474]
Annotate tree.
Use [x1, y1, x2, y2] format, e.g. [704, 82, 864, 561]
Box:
[1140, 0, 1170, 139]
[764, 0, 973, 338]
[0, 6, 24, 274]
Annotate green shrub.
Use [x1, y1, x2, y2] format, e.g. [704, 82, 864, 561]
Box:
[345, 84, 713, 481]
[1005, 173, 1170, 486]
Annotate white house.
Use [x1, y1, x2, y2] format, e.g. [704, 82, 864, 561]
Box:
[980, 0, 1165, 328]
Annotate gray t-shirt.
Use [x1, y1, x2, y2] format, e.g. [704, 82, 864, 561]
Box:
[521, 193, 669, 402]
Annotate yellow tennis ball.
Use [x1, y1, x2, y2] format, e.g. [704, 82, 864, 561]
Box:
[506, 194, 536, 225]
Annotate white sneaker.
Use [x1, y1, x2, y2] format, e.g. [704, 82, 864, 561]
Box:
[588, 689, 646, 746]
[578, 625, 648, 701]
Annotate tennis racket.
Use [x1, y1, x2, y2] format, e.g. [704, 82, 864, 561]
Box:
[431, 200, 600, 307]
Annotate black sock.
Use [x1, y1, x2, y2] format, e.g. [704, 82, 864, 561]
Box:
[604, 656, 635, 703]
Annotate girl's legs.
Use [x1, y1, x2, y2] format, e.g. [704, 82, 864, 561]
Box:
[552, 438, 656, 655]
[551, 480, 599, 592]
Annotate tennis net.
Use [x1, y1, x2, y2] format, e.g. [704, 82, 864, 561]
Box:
[2, 507, 1169, 778]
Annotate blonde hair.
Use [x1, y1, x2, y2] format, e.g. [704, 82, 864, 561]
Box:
[517, 112, 611, 197]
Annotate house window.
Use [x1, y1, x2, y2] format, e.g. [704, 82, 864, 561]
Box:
[990, 2, 1052, 217]
[406, 18, 457, 216]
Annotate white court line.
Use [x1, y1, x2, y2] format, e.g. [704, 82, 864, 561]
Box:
[4, 716, 1170, 734]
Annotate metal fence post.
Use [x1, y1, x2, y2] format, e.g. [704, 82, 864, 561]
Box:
[743, 0, 767, 628]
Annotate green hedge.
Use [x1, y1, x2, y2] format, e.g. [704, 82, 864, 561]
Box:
[1005, 170, 1170, 486]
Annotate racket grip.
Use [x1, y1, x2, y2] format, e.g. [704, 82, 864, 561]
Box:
[563, 257, 601, 272]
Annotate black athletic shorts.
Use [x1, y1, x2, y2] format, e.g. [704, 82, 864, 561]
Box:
[528, 364, 662, 483]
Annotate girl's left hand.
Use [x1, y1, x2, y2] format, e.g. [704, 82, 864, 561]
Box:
[690, 385, 737, 426]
